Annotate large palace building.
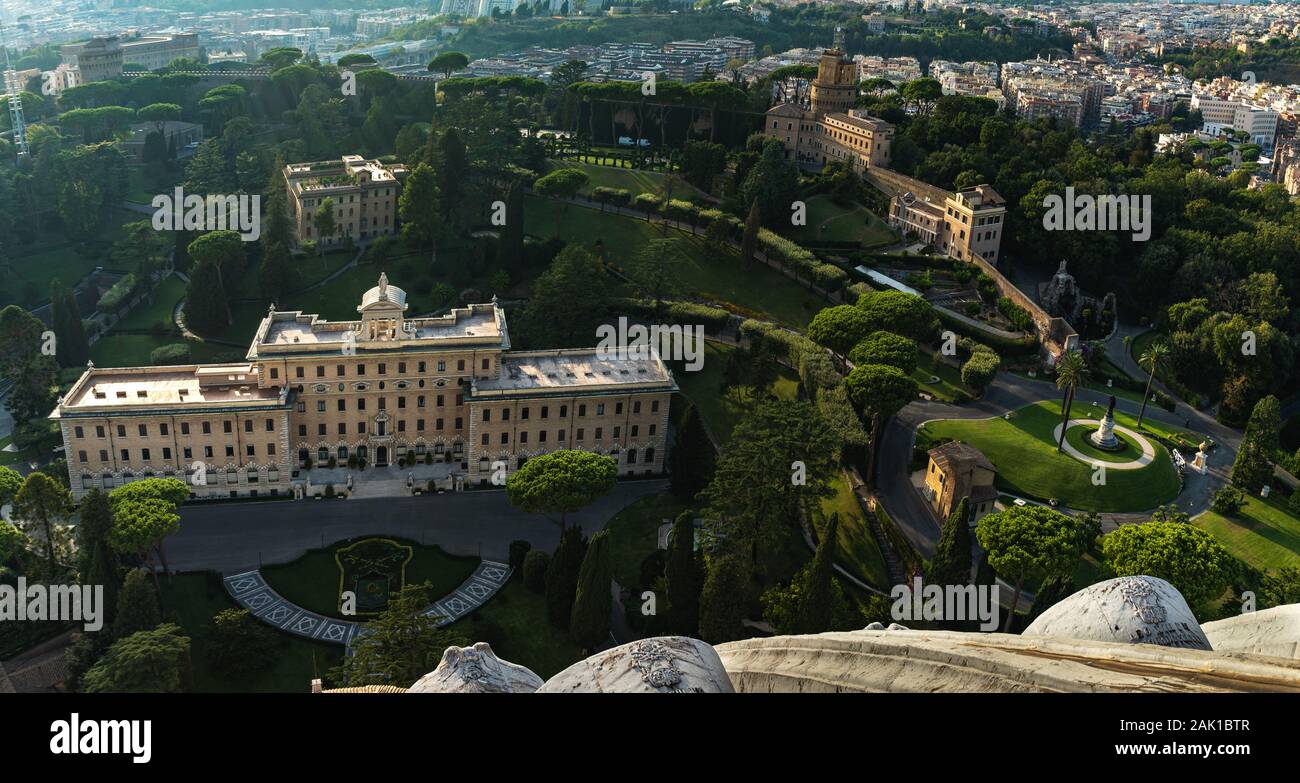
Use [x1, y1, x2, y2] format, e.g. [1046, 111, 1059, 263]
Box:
[285, 156, 408, 247]
[51, 275, 676, 502]
[764, 47, 894, 173]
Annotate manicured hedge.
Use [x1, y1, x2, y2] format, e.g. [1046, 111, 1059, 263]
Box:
[612, 298, 732, 332]
[97, 273, 138, 314]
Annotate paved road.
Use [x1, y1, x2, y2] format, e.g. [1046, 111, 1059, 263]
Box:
[166, 479, 667, 574]
[876, 370, 1243, 559]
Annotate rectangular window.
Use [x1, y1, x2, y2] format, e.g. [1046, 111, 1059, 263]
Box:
[398, 362, 406, 374]
[500, 432, 508, 444]
[501, 408, 510, 421]
[577, 428, 584, 441]
[633, 401, 641, 414]
[318, 424, 326, 435]
[520, 431, 528, 444]
[457, 360, 465, 371]
[224, 421, 232, 434]
[117, 425, 126, 438]
[97, 425, 106, 438]
[244, 419, 253, 433]
[316, 366, 325, 378]
[378, 363, 386, 375]
[337, 364, 346, 377]
[78, 450, 87, 462]
[163, 447, 171, 459]
[337, 399, 346, 412]
[317, 401, 326, 412]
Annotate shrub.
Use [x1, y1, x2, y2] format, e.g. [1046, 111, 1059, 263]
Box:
[149, 343, 191, 366]
[961, 349, 1001, 392]
[509, 540, 532, 573]
[1211, 487, 1246, 516]
[523, 549, 550, 593]
[324, 484, 335, 498]
[996, 297, 1034, 331]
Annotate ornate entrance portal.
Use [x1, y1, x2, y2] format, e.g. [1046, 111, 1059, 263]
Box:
[376, 445, 389, 466]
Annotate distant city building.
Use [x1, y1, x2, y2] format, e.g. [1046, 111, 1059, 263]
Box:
[284, 156, 409, 247]
[60, 37, 123, 82]
[1192, 93, 1280, 148]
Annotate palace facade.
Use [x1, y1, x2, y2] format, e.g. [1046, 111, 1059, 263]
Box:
[764, 48, 894, 173]
[52, 275, 676, 501]
[285, 156, 408, 247]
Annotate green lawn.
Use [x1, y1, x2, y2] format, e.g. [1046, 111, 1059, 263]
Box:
[817, 472, 891, 591]
[545, 160, 699, 202]
[603, 492, 691, 588]
[91, 275, 250, 368]
[447, 579, 584, 680]
[673, 342, 800, 445]
[525, 195, 823, 329]
[918, 400, 1187, 512]
[160, 571, 343, 693]
[788, 194, 897, 248]
[260, 538, 479, 620]
[1063, 424, 1146, 463]
[0, 435, 37, 466]
[1194, 495, 1300, 572]
[5, 209, 133, 308]
[913, 350, 974, 403]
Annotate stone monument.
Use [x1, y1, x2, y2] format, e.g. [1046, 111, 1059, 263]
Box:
[407, 643, 544, 693]
[536, 637, 735, 693]
[1022, 575, 1211, 649]
[1089, 394, 1121, 450]
[1189, 440, 1209, 474]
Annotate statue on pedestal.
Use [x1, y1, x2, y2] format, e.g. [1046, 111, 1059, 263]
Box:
[1090, 395, 1121, 450]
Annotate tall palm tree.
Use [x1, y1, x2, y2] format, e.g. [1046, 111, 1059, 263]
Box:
[1054, 350, 1090, 452]
[1136, 341, 1170, 430]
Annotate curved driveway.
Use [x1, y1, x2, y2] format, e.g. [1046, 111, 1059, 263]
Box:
[876, 371, 1242, 559]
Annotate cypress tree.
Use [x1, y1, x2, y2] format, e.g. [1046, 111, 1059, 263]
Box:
[49, 278, 89, 368]
[545, 526, 586, 629]
[670, 403, 715, 501]
[183, 259, 231, 335]
[77, 489, 120, 622]
[664, 511, 701, 634]
[698, 555, 749, 643]
[928, 497, 972, 587]
[569, 531, 613, 651]
[741, 199, 760, 266]
[795, 512, 840, 634]
[502, 179, 525, 269]
[1028, 572, 1075, 622]
[113, 568, 161, 639]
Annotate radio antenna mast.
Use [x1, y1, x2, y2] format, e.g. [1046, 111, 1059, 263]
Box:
[1, 16, 29, 160]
